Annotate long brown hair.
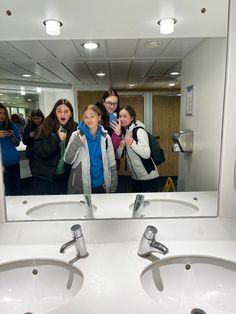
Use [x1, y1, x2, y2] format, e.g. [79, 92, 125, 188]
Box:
[35, 99, 77, 143]
[0, 103, 12, 129]
[97, 89, 120, 126]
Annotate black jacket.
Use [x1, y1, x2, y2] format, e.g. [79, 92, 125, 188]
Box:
[31, 132, 64, 182]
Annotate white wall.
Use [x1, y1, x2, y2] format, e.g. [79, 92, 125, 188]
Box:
[38, 88, 77, 119]
[219, 0, 236, 217]
[178, 37, 227, 191]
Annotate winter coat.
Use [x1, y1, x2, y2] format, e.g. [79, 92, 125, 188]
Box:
[64, 128, 118, 194]
[117, 120, 159, 181]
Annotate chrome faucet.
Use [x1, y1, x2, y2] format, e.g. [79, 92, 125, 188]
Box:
[60, 224, 88, 258]
[138, 225, 169, 257]
[80, 194, 94, 219]
[133, 194, 146, 218]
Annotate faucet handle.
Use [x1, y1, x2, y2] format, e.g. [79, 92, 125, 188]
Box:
[71, 224, 82, 238]
[143, 225, 158, 240]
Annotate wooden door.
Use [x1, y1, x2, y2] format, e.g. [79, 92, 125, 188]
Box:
[152, 96, 180, 176]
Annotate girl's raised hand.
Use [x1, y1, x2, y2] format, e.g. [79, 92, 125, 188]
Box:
[111, 119, 121, 136]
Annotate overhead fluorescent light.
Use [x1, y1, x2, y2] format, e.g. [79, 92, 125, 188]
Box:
[22, 74, 31, 78]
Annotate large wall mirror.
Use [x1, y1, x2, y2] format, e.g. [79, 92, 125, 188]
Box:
[0, 0, 229, 221]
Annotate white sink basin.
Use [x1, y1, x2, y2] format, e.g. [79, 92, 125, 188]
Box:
[141, 255, 236, 314]
[0, 258, 84, 314]
[26, 201, 97, 219]
[130, 199, 199, 217]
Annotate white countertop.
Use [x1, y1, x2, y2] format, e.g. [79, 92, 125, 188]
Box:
[0, 217, 236, 314]
[5, 191, 218, 221]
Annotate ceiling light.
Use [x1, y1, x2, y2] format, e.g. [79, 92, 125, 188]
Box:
[96, 72, 106, 77]
[36, 87, 42, 93]
[128, 84, 135, 87]
[27, 99, 32, 102]
[144, 41, 161, 48]
[43, 19, 62, 36]
[169, 83, 176, 87]
[22, 74, 31, 78]
[170, 71, 180, 76]
[20, 87, 25, 96]
[157, 18, 177, 35]
[82, 42, 99, 49]
[0, 93, 3, 96]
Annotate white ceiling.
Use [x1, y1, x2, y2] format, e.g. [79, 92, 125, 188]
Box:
[0, 0, 229, 92]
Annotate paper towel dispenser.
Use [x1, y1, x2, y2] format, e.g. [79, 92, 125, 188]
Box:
[172, 129, 193, 153]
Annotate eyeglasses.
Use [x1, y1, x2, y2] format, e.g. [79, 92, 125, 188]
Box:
[105, 101, 118, 107]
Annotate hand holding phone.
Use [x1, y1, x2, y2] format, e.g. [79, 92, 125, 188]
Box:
[109, 112, 117, 126]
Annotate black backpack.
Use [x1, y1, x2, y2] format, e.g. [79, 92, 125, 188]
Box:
[132, 126, 165, 166]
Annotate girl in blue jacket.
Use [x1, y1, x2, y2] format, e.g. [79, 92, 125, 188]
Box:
[0, 103, 21, 195]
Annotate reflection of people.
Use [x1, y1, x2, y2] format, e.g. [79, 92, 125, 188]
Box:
[117, 105, 159, 192]
[96, 89, 122, 169]
[22, 109, 45, 172]
[11, 113, 25, 138]
[31, 99, 78, 195]
[0, 103, 21, 195]
[65, 105, 117, 194]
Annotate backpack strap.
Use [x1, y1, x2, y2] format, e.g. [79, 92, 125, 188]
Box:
[131, 126, 155, 174]
[132, 126, 145, 143]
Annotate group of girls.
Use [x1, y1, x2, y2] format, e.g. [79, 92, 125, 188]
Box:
[0, 88, 160, 195]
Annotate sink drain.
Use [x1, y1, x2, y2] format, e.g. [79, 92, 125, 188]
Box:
[191, 309, 206, 314]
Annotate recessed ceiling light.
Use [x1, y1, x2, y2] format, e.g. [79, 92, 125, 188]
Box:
[27, 99, 32, 102]
[169, 83, 176, 87]
[96, 72, 106, 77]
[82, 42, 99, 49]
[128, 84, 135, 87]
[144, 41, 161, 48]
[170, 71, 180, 76]
[43, 19, 62, 36]
[176, 93, 181, 96]
[157, 18, 177, 35]
[22, 74, 31, 78]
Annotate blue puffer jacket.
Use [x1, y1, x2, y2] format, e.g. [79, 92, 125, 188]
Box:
[0, 123, 20, 166]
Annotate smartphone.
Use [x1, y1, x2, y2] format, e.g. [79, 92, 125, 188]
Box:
[109, 112, 117, 126]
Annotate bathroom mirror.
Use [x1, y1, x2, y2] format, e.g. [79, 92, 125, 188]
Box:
[0, 0, 229, 221]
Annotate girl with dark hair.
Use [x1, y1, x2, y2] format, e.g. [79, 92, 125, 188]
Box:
[117, 105, 160, 193]
[96, 89, 123, 169]
[65, 104, 117, 194]
[31, 99, 78, 194]
[22, 109, 45, 172]
[0, 103, 21, 195]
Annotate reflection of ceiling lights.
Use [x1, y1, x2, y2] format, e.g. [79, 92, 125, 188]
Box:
[96, 72, 106, 77]
[144, 41, 161, 48]
[82, 42, 99, 49]
[22, 74, 31, 78]
[43, 19, 62, 36]
[170, 71, 180, 76]
[157, 18, 177, 34]
[20, 87, 25, 96]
